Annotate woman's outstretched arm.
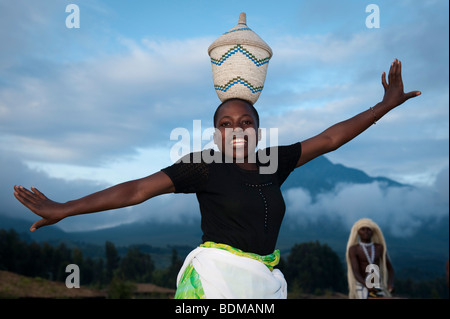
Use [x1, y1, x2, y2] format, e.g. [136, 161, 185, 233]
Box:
[297, 59, 421, 167]
[14, 171, 175, 232]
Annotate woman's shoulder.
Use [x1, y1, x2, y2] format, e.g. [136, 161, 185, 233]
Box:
[257, 142, 302, 152]
[257, 142, 302, 176]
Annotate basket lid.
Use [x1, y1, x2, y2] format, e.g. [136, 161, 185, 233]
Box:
[208, 12, 273, 57]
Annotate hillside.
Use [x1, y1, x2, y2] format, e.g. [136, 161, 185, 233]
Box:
[0, 270, 106, 299]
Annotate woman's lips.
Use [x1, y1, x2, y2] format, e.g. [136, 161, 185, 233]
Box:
[231, 137, 247, 147]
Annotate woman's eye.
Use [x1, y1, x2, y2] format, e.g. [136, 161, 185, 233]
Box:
[243, 120, 252, 125]
[220, 122, 231, 127]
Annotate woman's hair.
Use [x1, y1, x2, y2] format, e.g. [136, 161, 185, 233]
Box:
[213, 98, 260, 128]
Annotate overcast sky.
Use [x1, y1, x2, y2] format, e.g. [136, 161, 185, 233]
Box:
[0, 0, 448, 235]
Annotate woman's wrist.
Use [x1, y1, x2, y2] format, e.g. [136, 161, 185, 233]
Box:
[372, 101, 395, 122]
[61, 200, 79, 218]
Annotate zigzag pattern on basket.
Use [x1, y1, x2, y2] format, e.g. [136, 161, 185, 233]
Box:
[214, 76, 264, 94]
[210, 44, 270, 67]
[223, 26, 251, 35]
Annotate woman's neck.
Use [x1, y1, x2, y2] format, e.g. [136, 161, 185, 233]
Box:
[234, 162, 258, 171]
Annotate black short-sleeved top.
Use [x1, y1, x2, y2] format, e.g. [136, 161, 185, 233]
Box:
[161, 142, 302, 255]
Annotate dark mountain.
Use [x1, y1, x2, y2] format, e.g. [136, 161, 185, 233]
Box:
[281, 155, 404, 198]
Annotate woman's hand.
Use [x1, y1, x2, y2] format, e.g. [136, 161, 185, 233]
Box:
[13, 185, 66, 232]
[381, 59, 421, 109]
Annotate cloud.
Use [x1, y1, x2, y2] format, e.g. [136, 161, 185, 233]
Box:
[0, 0, 219, 167]
[0, 34, 217, 166]
[284, 165, 449, 237]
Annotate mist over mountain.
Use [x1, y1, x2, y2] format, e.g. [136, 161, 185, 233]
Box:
[2, 155, 448, 280]
[281, 155, 404, 197]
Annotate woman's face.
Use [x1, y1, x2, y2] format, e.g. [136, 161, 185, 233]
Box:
[214, 99, 260, 161]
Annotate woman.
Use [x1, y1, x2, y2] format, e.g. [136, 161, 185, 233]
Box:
[13, 59, 420, 298]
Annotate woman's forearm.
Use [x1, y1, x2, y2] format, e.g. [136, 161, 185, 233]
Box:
[63, 180, 142, 218]
[298, 101, 392, 166]
[64, 171, 174, 218]
[323, 101, 392, 151]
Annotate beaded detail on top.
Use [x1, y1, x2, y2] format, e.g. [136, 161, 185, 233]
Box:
[244, 182, 273, 232]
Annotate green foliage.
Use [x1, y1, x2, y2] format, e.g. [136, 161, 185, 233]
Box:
[394, 276, 449, 299]
[1, 228, 447, 298]
[281, 241, 347, 295]
[0, 229, 107, 285]
[105, 241, 119, 282]
[116, 246, 155, 282]
[107, 277, 136, 299]
[152, 248, 183, 289]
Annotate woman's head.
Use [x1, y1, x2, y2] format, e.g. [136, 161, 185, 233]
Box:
[213, 98, 260, 128]
[213, 98, 261, 161]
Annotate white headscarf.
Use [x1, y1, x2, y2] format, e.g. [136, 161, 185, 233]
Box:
[345, 218, 391, 299]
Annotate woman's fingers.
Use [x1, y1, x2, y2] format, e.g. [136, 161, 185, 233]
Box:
[14, 185, 36, 206]
[13, 185, 62, 232]
[13, 185, 46, 213]
[381, 59, 421, 107]
[30, 219, 47, 232]
[388, 61, 394, 84]
[405, 90, 422, 99]
[390, 59, 421, 100]
[385, 59, 407, 90]
[390, 59, 399, 83]
[14, 185, 42, 202]
[31, 186, 48, 200]
[381, 72, 388, 91]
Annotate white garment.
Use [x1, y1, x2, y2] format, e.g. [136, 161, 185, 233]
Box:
[177, 247, 287, 299]
[355, 282, 369, 299]
[355, 281, 388, 299]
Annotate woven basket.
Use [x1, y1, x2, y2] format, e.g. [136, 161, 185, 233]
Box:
[208, 12, 273, 105]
